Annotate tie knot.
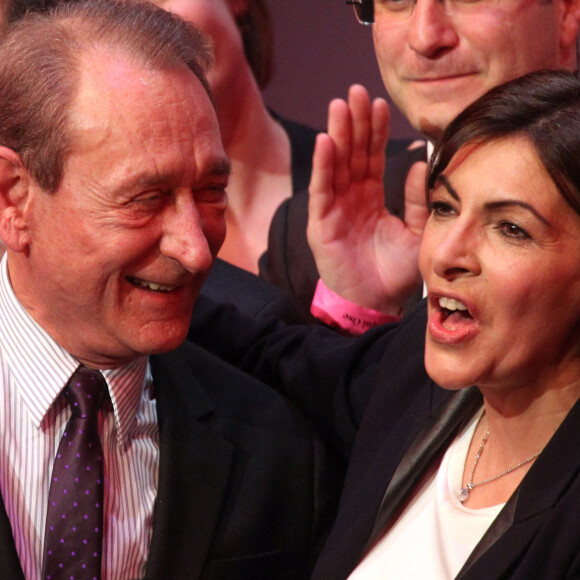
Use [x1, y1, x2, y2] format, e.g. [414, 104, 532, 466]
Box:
[64, 366, 107, 420]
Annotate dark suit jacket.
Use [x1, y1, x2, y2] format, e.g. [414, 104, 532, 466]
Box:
[259, 143, 428, 316]
[201, 259, 308, 324]
[0, 341, 341, 579]
[189, 299, 580, 579]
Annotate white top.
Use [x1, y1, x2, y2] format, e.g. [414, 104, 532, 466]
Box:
[349, 409, 503, 580]
[0, 255, 159, 579]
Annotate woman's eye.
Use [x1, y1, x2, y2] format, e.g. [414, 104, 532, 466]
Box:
[497, 221, 531, 240]
[429, 201, 455, 217]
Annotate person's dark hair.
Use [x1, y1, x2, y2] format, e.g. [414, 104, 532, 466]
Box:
[0, 0, 213, 193]
[236, 0, 274, 89]
[428, 70, 580, 216]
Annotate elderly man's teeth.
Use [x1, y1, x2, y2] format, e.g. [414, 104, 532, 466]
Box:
[132, 279, 176, 292]
[439, 297, 468, 311]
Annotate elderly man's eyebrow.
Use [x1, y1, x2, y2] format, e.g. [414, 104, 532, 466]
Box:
[212, 159, 232, 177]
[207, 157, 232, 178]
[123, 157, 232, 191]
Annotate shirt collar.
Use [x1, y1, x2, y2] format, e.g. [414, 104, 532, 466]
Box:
[0, 255, 150, 449]
[102, 358, 151, 451]
[427, 140, 435, 160]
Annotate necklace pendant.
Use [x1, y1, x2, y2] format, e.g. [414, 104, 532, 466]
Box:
[458, 487, 470, 503]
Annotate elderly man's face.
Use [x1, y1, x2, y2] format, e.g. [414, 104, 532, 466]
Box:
[372, 0, 579, 141]
[16, 52, 229, 368]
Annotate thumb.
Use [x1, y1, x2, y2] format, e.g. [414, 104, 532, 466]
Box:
[404, 160, 429, 237]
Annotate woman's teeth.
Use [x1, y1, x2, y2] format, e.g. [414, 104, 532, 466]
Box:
[438, 297, 468, 312]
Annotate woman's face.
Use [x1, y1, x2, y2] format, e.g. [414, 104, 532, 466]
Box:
[420, 137, 580, 395]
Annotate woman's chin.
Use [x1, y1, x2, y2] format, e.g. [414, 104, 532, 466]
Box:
[425, 353, 479, 391]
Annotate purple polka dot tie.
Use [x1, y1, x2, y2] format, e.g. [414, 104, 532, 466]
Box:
[42, 366, 107, 580]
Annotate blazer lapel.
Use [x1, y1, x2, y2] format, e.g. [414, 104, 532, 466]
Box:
[458, 394, 580, 577]
[0, 494, 25, 579]
[351, 378, 580, 579]
[144, 347, 235, 580]
[364, 386, 483, 553]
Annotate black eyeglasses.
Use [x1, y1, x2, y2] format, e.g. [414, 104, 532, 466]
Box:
[346, 0, 374, 25]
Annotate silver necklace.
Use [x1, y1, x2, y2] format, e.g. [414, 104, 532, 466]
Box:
[458, 427, 542, 503]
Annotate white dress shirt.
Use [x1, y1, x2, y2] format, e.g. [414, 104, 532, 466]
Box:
[0, 256, 160, 579]
[348, 409, 502, 579]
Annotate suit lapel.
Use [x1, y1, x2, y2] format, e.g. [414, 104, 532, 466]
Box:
[364, 387, 483, 553]
[144, 346, 235, 580]
[0, 494, 25, 579]
[350, 373, 580, 578]
[458, 393, 580, 577]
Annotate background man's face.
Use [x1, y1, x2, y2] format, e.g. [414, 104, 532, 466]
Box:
[372, 0, 575, 140]
[16, 52, 230, 368]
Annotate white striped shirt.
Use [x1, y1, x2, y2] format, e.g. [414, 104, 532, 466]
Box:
[0, 256, 160, 579]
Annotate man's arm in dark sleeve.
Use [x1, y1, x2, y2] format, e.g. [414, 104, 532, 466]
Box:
[189, 294, 401, 451]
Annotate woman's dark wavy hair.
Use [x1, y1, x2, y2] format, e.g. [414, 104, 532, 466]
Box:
[428, 70, 580, 216]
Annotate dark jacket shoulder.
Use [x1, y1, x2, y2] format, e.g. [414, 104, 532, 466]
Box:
[147, 340, 343, 579]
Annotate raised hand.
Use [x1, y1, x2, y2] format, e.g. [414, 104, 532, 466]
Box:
[307, 84, 429, 315]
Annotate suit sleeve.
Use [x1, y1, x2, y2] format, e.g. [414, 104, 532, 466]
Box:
[202, 258, 309, 324]
[259, 191, 320, 318]
[189, 294, 404, 453]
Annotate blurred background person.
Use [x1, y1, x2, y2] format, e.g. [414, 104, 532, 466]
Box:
[156, 0, 315, 274]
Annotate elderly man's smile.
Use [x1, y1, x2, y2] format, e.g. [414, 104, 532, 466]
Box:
[127, 276, 181, 293]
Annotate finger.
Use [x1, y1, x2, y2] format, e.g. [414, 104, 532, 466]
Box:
[309, 133, 336, 221]
[347, 84, 372, 181]
[367, 98, 390, 181]
[403, 161, 430, 236]
[327, 98, 351, 168]
[327, 98, 352, 192]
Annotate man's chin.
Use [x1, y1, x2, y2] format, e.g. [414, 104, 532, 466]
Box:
[141, 322, 190, 354]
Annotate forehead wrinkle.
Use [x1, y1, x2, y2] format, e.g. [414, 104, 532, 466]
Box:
[74, 52, 207, 148]
[72, 59, 221, 176]
[63, 50, 226, 209]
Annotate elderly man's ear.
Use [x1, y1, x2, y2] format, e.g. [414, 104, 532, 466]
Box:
[0, 147, 32, 253]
